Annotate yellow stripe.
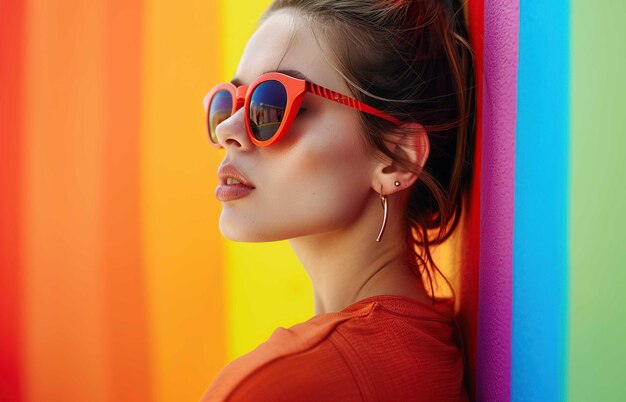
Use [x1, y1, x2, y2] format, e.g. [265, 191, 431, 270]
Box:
[220, 0, 314, 361]
[221, 0, 275, 81]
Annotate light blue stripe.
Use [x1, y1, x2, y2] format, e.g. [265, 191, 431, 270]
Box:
[512, 0, 569, 401]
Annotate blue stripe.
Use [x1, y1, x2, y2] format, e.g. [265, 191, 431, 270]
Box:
[512, 0, 569, 401]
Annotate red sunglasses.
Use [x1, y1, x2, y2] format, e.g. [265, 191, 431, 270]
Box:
[203, 72, 401, 147]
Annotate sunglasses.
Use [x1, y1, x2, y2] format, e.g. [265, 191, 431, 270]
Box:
[203, 72, 401, 147]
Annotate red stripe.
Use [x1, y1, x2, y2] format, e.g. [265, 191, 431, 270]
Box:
[0, 1, 26, 401]
[457, 0, 484, 401]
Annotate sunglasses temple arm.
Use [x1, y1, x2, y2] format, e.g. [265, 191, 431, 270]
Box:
[306, 82, 401, 125]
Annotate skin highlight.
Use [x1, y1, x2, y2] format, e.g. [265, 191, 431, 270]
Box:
[215, 9, 431, 315]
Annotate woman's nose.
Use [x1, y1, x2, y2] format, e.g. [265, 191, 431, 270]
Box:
[215, 108, 253, 151]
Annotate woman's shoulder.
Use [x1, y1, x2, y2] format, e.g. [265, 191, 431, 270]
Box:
[200, 295, 465, 402]
[200, 301, 375, 401]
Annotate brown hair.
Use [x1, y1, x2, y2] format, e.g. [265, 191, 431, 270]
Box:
[262, 0, 476, 304]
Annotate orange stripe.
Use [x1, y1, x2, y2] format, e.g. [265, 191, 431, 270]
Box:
[140, 0, 226, 399]
[102, 2, 152, 400]
[23, 1, 109, 400]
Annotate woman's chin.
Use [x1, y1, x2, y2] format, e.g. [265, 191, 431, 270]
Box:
[218, 218, 281, 242]
[219, 221, 251, 242]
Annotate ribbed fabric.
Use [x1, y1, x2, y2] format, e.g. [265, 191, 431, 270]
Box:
[200, 295, 469, 401]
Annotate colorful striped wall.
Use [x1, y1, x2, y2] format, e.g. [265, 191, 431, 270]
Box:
[0, 1, 624, 401]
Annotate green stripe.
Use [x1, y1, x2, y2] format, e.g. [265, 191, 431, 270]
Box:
[569, 1, 626, 400]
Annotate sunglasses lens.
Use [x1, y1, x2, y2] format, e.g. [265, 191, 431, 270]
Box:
[208, 90, 233, 144]
[249, 80, 287, 142]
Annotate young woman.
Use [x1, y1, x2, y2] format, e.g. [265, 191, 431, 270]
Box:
[201, 0, 475, 400]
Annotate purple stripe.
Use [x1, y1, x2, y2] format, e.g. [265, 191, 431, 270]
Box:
[476, 0, 519, 401]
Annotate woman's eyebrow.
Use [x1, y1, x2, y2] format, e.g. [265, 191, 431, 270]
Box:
[230, 69, 311, 86]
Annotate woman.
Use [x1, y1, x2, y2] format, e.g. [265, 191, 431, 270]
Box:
[201, 0, 474, 400]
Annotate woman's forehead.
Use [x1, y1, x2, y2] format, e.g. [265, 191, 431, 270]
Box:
[234, 10, 350, 94]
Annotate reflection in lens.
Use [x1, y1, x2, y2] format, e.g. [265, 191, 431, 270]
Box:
[249, 80, 287, 141]
[209, 90, 233, 144]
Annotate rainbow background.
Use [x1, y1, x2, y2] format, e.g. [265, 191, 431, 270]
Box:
[0, 0, 624, 401]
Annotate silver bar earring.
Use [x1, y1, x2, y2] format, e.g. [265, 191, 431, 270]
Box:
[376, 184, 388, 242]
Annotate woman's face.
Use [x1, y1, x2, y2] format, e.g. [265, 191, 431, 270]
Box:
[216, 9, 378, 242]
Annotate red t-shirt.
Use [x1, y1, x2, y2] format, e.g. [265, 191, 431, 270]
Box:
[200, 294, 469, 401]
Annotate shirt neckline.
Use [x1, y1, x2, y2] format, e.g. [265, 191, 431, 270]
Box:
[307, 293, 456, 326]
[342, 293, 454, 312]
[311, 293, 455, 323]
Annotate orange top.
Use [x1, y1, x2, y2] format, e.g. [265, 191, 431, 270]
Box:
[200, 295, 469, 402]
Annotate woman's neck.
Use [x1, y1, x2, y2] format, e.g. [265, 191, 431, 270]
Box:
[288, 193, 430, 315]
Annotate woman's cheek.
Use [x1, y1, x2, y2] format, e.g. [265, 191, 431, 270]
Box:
[220, 112, 372, 240]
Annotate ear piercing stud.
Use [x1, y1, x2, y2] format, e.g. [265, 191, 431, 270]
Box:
[394, 181, 401, 187]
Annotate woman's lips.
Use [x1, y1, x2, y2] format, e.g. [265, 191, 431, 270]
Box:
[217, 163, 255, 187]
[215, 183, 254, 201]
[215, 162, 255, 201]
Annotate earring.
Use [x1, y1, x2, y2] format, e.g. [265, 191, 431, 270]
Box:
[394, 181, 401, 187]
[376, 184, 388, 242]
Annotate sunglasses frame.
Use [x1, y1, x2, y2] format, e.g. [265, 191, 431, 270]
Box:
[204, 72, 401, 148]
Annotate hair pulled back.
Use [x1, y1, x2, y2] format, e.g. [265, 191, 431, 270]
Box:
[262, 0, 476, 304]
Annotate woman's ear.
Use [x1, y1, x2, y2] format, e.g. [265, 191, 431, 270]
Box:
[371, 122, 429, 195]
